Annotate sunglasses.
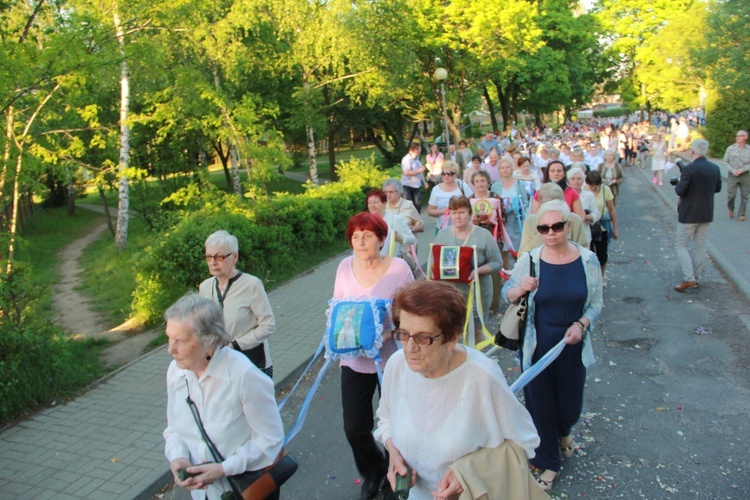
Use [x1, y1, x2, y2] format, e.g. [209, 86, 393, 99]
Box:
[536, 221, 567, 235]
[441, 171, 456, 176]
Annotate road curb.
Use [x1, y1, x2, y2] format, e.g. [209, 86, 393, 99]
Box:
[634, 164, 750, 302]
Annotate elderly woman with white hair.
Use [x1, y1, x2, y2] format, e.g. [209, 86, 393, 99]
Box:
[163, 294, 285, 499]
[199, 230, 276, 377]
[383, 178, 425, 233]
[503, 200, 603, 492]
[567, 165, 600, 242]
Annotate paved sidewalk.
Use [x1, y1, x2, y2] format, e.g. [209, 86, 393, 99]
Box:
[636, 155, 750, 301]
[0, 208, 436, 499]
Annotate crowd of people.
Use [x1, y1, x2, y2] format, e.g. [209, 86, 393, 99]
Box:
[160, 115, 749, 499]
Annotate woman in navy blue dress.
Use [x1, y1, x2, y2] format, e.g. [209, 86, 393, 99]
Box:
[503, 199, 603, 491]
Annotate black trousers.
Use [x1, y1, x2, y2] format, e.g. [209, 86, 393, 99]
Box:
[340, 366, 387, 485]
[523, 340, 585, 472]
[402, 185, 423, 213]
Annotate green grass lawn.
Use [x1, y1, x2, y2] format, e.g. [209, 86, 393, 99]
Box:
[15, 206, 105, 292]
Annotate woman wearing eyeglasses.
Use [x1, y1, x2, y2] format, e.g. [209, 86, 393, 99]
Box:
[375, 281, 540, 500]
[427, 160, 473, 230]
[502, 200, 603, 492]
[199, 230, 276, 378]
[333, 212, 414, 499]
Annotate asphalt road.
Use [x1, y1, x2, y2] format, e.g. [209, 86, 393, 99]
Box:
[158, 164, 750, 499]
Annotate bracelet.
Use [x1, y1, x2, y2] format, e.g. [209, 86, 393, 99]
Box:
[573, 320, 587, 333]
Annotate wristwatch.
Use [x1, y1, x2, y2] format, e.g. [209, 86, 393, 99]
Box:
[573, 320, 587, 333]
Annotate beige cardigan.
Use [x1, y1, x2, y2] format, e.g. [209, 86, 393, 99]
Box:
[449, 441, 549, 500]
[199, 272, 275, 368]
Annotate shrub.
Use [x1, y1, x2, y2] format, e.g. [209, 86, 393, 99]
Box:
[705, 90, 750, 156]
[0, 267, 104, 424]
[593, 107, 632, 119]
[130, 157, 387, 324]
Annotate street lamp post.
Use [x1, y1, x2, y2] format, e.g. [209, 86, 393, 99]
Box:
[434, 67, 450, 151]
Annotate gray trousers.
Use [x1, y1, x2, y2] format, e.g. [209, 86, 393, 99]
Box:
[727, 172, 750, 217]
[675, 222, 709, 282]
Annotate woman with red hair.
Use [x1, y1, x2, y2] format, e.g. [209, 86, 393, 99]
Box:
[334, 212, 414, 499]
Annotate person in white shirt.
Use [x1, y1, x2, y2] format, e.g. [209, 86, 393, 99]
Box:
[163, 294, 284, 500]
[367, 189, 416, 257]
[376, 281, 539, 500]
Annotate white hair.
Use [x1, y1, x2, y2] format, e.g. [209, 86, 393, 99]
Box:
[566, 167, 586, 182]
[537, 199, 571, 222]
[205, 230, 238, 253]
[164, 294, 231, 350]
[690, 139, 709, 156]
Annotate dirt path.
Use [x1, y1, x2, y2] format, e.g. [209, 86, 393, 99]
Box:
[52, 206, 160, 368]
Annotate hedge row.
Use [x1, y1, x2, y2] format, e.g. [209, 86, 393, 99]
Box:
[131, 158, 388, 324]
[704, 90, 750, 156]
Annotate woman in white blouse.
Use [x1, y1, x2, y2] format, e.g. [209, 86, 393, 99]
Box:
[375, 281, 539, 500]
[163, 294, 284, 499]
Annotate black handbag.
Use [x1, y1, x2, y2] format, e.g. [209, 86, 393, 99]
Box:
[494, 254, 534, 351]
[590, 221, 603, 240]
[185, 381, 298, 499]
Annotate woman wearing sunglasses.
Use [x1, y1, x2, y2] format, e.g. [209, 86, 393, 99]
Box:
[502, 200, 603, 492]
[375, 281, 540, 500]
[427, 160, 473, 230]
[199, 230, 276, 377]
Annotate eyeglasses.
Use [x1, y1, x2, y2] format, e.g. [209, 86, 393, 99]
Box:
[383, 190, 398, 194]
[536, 221, 567, 235]
[392, 328, 443, 346]
[441, 171, 456, 176]
[205, 253, 233, 262]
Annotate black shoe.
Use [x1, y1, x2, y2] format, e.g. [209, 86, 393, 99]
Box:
[360, 475, 382, 499]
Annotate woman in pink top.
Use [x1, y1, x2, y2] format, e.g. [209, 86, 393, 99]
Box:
[531, 160, 586, 222]
[425, 143, 444, 186]
[333, 212, 414, 499]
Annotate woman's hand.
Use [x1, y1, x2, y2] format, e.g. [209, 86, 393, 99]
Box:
[170, 458, 193, 487]
[386, 439, 416, 492]
[519, 276, 539, 294]
[612, 227, 620, 240]
[564, 323, 585, 345]
[180, 462, 226, 489]
[432, 468, 463, 500]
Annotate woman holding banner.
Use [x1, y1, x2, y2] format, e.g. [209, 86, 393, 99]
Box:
[332, 212, 413, 499]
[502, 199, 603, 491]
[433, 196, 502, 344]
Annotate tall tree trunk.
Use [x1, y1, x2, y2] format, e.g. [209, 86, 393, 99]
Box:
[65, 163, 75, 215]
[307, 126, 318, 185]
[99, 185, 115, 237]
[6, 150, 22, 273]
[492, 79, 513, 132]
[483, 86, 498, 133]
[114, 12, 130, 250]
[229, 143, 242, 195]
[328, 122, 337, 182]
[1, 109, 12, 199]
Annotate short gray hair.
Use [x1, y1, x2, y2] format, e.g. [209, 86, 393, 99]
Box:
[164, 294, 231, 350]
[383, 178, 403, 195]
[567, 167, 586, 181]
[537, 182, 565, 203]
[537, 199, 571, 222]
[205, 230, 238, 253]
[690, 139, 709, 157]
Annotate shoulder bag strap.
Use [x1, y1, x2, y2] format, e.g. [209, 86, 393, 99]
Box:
[184, 379, 225, 463]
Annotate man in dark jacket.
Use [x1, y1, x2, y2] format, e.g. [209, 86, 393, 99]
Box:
[673, 139, 722, 291]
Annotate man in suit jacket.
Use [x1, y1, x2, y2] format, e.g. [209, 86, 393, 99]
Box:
[673, 139, 722, 291]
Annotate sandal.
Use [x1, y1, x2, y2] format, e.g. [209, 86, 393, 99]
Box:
[535, 469, 558, 491]
[560, 435, 576, 458]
